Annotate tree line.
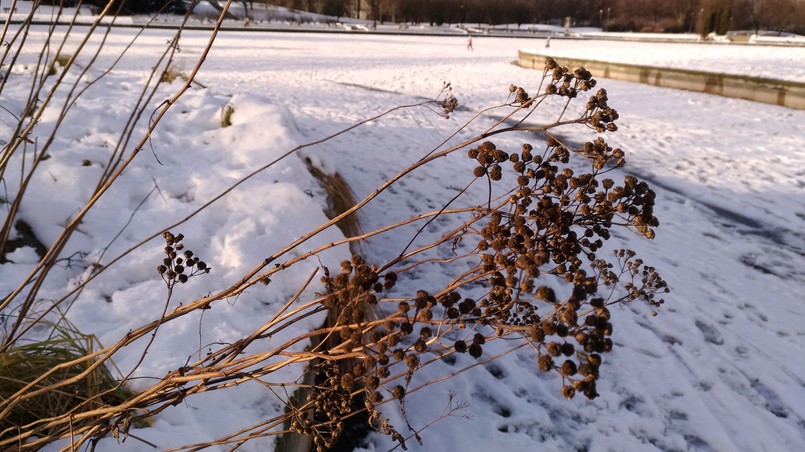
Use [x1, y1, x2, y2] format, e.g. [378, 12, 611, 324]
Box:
[64, 0, 804, 34]
[269, 0, 805, 34]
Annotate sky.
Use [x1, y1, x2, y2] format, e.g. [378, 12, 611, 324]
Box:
[2, 8, 805, 452]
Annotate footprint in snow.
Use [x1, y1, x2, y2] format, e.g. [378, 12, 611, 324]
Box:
[694, 319, 724, 345]
[750, 379, 789, 419]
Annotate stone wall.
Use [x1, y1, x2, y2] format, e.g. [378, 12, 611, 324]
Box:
[518, 51, 805, 110]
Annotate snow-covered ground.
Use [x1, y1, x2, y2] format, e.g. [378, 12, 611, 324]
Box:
[2, 22, 804, 452]
[528, 38, 805, 82]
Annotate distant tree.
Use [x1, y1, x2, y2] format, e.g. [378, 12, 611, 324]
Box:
[425, 0, 449, 25]
[252, 0, 803, 31]
[368, 0, 379, 21]
[309, 0, 325, 15]
[698, 0, 732, 36]
[382, 0, 400, 22]
[754, 0, 803, 31]
[796, 0, 805, 33]
[398, 0, 426, 23]
[729, 0, 756, 30]
[717, 3, 732, 34]
[509, 0, 531, 27]
[668, 0, 696, 31]
[323, 0, 348, 18]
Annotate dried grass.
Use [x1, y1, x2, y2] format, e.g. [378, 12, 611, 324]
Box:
[161, 64, 189, 84]
[46, 54, 71, 77]
[221, 104, 235, 127]
[305, 158, 362, 252]
[0, 321, 139, 441]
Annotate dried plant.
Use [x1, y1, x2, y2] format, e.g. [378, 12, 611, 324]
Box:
[0, 0, 668, 449]
[220, 104, 235, 127]
[305, 157, 363, 242]
[0, 319, 141, 441]
[161, 63, 190, 84]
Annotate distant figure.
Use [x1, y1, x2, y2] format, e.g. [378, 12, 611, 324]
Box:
[467, 35, 473, 51]
[545, 35, 551, 48]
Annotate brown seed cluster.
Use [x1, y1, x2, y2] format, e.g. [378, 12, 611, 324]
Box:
[320, 255, 385, 347]
[542, 57, 597, 99]
[451, 62, 667, 397]
[156, 232, 210, 286]
[312, 255, 505, 447]
[540, 58, 621, 135]
[438, 81, 459, 117]
[508, 83, 531, 105]
[289, 360, 353, 452]
[441, 94, 459, 116]
[579, 137, 625, 170]
[312, 256, 420, 448]
[468, 141, 509, 181]
[294, 58, 669, 446]
[585, 88, 620, 133]
[594, 249, 669, 309]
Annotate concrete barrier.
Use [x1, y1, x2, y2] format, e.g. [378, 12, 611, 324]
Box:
[518, 51, 805, 110]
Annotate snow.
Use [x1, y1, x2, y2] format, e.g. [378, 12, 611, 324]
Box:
[526, 38, 805, 82]
[2, 18, 804, 452]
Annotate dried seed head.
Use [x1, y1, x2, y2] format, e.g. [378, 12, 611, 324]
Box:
[400, 322, 413, 335]
[489, 165, 502, 181]
[542, 321, 557, 336]
[414, 339, 427, 353]
[378, 366, 390, 378]
[365, 376, 379, 390]
[560, 359, 577, 377]
[341, 373, 354, 390]
[536, 286, 557, 303]
[369, 391, 383, 403]
[529, 325, 545, 343]
[562, 385, 576, 399]
[393, 348, 405, 361]
[538, 354, 554, 372]
[405, 354, 420, 369]
[391, 385, 406, 400]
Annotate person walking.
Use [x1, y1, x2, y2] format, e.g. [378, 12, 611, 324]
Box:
[467, 35, 473, 51]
